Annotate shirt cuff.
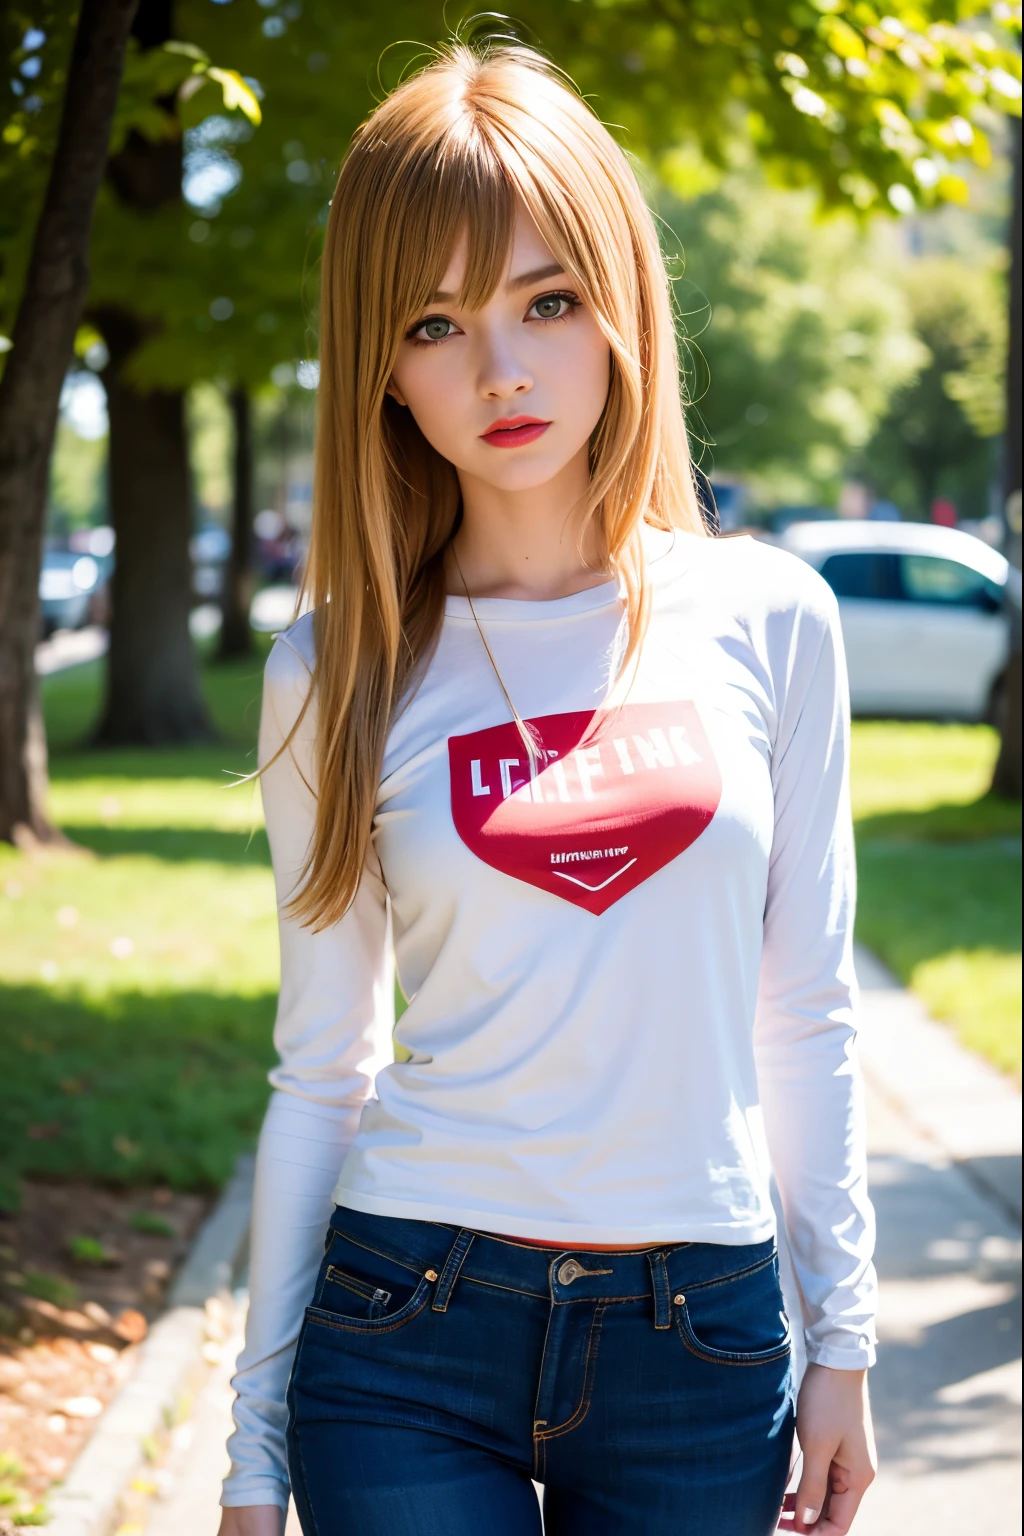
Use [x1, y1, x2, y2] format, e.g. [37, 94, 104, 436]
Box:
[805, 1338, 877, 1370]
[220, 1474, 291, 1513]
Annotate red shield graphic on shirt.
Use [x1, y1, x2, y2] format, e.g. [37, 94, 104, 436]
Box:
[448, 701, 721, 915]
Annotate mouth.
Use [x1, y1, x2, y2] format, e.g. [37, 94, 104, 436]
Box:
[480, 416, 551, 448]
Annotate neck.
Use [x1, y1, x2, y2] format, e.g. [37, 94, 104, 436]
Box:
[447, 446, 609, 600]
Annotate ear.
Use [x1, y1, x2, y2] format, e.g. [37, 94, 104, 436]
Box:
[385, 378, 408, 408]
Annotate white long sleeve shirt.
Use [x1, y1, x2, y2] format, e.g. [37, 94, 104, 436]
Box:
[222, 528, 877, 1512]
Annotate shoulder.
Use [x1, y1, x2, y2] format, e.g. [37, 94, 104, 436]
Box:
[671, 531, 838, 634]
[265, 612, 316, 692]
[262, 612, 317, 734]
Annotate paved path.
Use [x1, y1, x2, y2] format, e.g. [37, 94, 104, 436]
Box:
[854, 946, 1021, 1534]
[138, 948, 1021, 1534]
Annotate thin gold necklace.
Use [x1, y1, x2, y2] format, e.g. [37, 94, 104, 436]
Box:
[450, 541, 544, 770]
[449, 542, 633, 771]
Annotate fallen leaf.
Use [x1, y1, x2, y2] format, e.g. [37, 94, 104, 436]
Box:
[113, 1308, 147, 1343]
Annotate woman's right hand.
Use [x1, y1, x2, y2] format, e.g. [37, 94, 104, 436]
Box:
[217, 1505, 286, 1536]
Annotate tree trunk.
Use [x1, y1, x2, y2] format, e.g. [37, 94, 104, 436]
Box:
[91, 0, 213, 745]
[219, 386, 255, 659]
[992, 119, 1022, 800]
[94, 310, 213, 744]
[0, 0, 139, 846]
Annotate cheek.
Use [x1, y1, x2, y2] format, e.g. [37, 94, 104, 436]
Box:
[554, 323, 611, 429]
[393, 354, 468, 456]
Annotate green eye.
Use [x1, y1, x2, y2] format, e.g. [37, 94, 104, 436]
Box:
[420, 317, 452, 341]
[533, 295, 564, 319]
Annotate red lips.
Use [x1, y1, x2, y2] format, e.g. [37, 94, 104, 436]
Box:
[480, 415, 551, 448]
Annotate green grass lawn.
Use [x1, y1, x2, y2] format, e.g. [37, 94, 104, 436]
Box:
[0, 651, 276, 1209]
[0, 657, 1020, 1208]
[851, 722, 1021, 1079]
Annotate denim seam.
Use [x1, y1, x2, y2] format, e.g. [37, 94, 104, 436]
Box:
[326, 1228, 431, 1280]
[553, 1291, 649, 1305]
[677, 1251, 778, 1294]
[287, 1321, 323, 1536]
[291, 1442, 322, 1536]
[535, 1303, 607, 1442]
[462, 1274, 550, 1302]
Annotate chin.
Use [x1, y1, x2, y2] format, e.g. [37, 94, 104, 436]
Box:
[469, 455, 573, 493]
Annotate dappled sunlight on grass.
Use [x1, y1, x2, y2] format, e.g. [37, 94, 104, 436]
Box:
[47, 771, 265, 834]
[0, 650, 277, 1201]
[0, 845, 276, 995]
[849, 721, 1001, 819]
[912, 950, 1021, 1078]
[850, 721, 1021, 1080]
[0, 983, 276, 1189]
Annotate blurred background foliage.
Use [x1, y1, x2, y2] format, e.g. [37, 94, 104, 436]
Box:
[2, 1, 1016, 528]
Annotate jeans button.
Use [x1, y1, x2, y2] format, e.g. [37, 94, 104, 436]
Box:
[558, 1259, 583, 1285]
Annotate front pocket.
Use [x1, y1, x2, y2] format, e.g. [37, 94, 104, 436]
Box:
[675, 1254, 791, 1366]
[310, 1228, 434, 1332]
[305, 1273, 433, 1334]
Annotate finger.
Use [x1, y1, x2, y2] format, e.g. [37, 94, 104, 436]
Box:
[793, 1455, 831, 1533]
[809, 1481, 869, 1536]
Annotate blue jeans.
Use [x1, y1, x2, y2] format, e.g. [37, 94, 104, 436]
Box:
[286, 1206, 795, 1535]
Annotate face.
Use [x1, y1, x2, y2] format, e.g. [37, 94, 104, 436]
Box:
[388, 203, 611, 496]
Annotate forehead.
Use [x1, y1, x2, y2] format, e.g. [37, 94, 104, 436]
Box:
[435, 201, 559, 301]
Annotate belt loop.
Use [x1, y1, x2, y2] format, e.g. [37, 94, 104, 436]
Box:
[647, 1250, 671, 1330]
[431, 1228, 475, 1313]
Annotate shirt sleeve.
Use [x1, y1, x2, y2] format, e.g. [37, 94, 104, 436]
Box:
[221, 626, 395, 1510]
[753, 579, 877, 1372]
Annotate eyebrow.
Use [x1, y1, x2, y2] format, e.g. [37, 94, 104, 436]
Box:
[429, 262, 569, 305]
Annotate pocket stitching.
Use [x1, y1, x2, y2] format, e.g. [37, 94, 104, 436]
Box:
[304, 1276, 432, 1334]
[327, 1226, 430, 1279]
[675, 1306, 792, 1367]
[324, 1264, 391, 1307]
[677, 1251, 778, 1296]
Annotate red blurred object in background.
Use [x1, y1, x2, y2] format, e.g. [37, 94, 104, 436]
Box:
[931, 497, 957, 527]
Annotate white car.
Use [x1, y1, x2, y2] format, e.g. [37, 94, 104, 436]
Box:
[772, 521, 1016, 721]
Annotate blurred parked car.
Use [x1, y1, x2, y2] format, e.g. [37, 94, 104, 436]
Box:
[190, 522, 232, 599]
[774, 520, 1017, 722]
[39, 546, 105, 635]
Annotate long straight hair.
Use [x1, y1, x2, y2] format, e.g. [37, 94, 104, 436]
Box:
[289, 41, 705, 929]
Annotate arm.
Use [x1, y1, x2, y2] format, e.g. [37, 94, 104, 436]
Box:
[220, 626, 395, 1517]
[753, 583, 876, 1533]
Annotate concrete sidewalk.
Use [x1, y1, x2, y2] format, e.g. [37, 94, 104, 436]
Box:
[137, 948, 1021, 1534]
[854, 945, 1021, 1535]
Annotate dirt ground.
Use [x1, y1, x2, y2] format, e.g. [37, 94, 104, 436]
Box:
[0, 1179, 211, 1522]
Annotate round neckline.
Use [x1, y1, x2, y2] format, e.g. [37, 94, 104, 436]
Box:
[441, 525, 694, 623]
[444, 574, 622, 623]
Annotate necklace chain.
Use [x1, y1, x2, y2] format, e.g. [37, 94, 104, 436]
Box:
[450, 541, 540, 765]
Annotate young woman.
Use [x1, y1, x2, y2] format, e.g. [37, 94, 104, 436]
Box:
[218, 41, 877, 1536]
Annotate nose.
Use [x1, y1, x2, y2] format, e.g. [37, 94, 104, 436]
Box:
[475, 324, 533, 403]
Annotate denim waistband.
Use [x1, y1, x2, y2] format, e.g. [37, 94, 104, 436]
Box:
[330, 1204, 777, 1322]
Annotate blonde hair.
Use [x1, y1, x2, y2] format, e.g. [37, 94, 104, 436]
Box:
[291, 39, 705, 929]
